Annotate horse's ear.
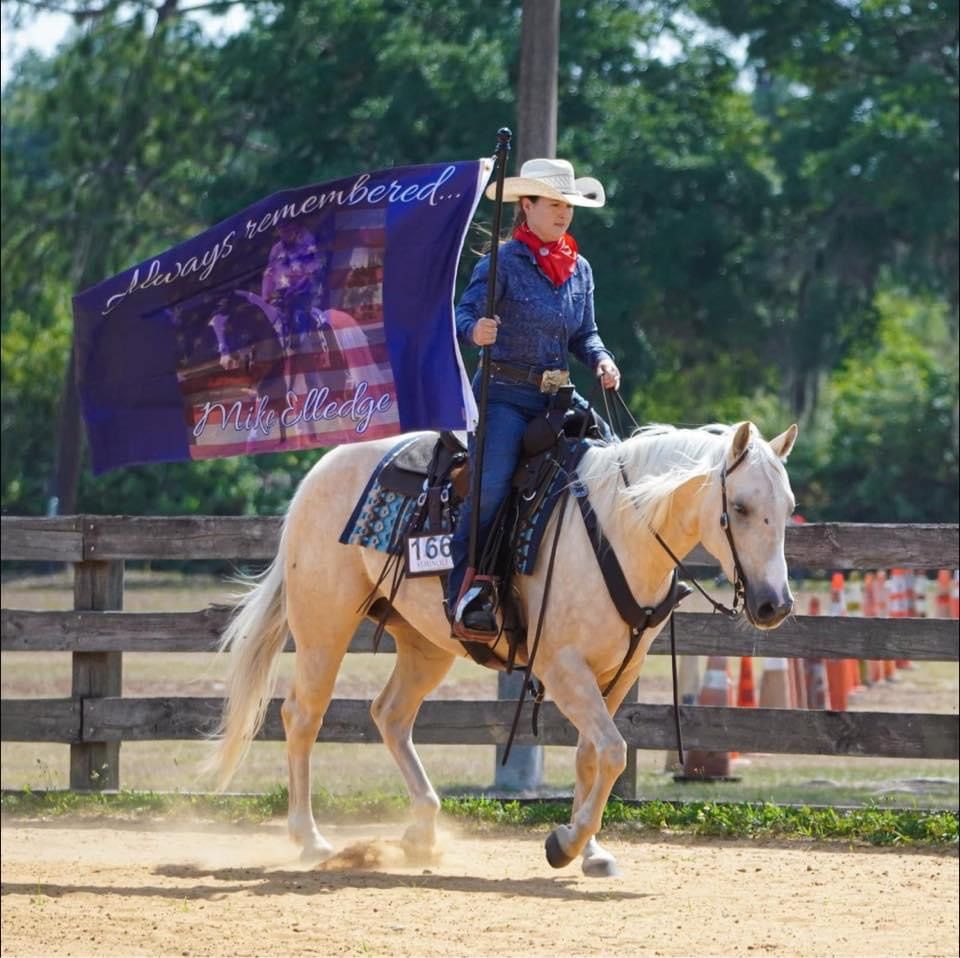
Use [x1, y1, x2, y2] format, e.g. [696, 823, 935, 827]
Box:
[769, 423, 799, 461]
[729, 421, 753, 463]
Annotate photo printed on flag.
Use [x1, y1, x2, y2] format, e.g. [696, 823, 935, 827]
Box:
[74, 160, 490, 474]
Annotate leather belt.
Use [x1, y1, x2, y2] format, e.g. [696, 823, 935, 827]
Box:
[489, 362, 570, 394]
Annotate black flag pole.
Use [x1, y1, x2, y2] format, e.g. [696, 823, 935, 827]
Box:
[465, 126, 512, 580]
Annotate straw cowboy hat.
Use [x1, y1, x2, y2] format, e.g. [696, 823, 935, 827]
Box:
[486, 157, 606, 208]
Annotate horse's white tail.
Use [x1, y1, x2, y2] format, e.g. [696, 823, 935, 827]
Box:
[205, 521, 290, 790]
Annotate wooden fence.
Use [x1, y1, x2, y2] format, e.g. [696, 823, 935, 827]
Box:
[2, 515, 958, 795]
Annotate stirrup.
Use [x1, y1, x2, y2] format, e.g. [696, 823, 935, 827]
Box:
[451, 574, 501, 643]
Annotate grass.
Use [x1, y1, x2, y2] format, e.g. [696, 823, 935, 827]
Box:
[2, 787, 956, 849]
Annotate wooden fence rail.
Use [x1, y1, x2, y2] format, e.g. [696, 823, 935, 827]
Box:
[2, 516, 958, 794]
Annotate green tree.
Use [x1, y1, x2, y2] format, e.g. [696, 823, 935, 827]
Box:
[693, 0, 959, 413]
[788, 287, 958, 522]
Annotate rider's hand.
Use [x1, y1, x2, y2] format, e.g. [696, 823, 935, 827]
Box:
[596, 358, 621, 391]
[471, 316, 500, 347]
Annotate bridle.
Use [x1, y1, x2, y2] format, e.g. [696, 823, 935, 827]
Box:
[619, 443, 752, 621]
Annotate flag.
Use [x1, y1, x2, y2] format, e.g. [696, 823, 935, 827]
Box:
[74, 160, 490, 474]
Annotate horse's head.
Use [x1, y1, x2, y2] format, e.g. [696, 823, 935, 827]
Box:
[697, 421, 799, 629]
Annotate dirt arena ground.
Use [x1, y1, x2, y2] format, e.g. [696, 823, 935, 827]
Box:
[1, 815, 957, 958]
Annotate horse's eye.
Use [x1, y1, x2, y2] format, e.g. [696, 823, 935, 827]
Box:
[733, 503, 748, 516]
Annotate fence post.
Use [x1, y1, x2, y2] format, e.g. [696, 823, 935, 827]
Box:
[70, 557, 124, 790]
[611, 679, 638, 799]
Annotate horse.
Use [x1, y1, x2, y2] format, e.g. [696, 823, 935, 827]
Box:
[207, 419, 798, 877]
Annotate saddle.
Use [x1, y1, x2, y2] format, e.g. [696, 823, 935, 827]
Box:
[366, 387, 606, 672]
[379, 430, 469, 501]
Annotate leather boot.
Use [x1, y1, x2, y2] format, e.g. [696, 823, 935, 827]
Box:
[459, 593, 498, 635]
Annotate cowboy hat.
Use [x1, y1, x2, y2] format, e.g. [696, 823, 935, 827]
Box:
[486, 157, 605, 208]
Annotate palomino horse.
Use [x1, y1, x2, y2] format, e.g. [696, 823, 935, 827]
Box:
[208, 420, 798, 876]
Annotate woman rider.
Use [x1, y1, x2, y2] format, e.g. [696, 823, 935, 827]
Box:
[449, 158, 621, 638]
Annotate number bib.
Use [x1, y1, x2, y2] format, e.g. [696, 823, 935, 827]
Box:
[405, 532, 454, 577]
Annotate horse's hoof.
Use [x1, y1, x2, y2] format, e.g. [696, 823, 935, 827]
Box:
[545, 829, 575, 869]
[299, 842, 333, 864]
[582, 854, 620, 878]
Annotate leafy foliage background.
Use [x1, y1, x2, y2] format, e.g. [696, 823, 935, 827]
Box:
[2, 0, 957, 522]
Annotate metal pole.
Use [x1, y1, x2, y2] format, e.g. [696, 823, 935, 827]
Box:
[466, 127, 512, 575]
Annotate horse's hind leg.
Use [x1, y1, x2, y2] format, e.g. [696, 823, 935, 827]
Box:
[283, 606, 357, 861]
[370, 621, 456, 860]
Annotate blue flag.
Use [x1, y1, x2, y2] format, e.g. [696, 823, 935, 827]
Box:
[73, 160, 489, 474]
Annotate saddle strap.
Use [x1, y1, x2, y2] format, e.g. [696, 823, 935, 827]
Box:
[570, 473, 692, 695]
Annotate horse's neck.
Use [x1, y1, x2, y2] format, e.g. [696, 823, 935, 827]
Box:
[594, 440, 707, 604]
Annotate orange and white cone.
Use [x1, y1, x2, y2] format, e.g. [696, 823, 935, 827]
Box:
[680, 656, 733, 780]
[862, 573, 882, 685]
[887, 569, 907, 679]
[804, 595, 829, 709]
[830, 572, 862, 699]
[759, 658, 793, 709]
[935, 570, 952, 619]
[875, 570, 889, 617]
[896, 572, 924, 670]
[737, 657, 758, 708]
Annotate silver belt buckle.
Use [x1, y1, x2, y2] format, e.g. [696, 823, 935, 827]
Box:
[539, 369, 570, 394]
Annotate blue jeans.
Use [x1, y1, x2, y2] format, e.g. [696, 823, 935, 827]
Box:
[447, 380, 552, 606]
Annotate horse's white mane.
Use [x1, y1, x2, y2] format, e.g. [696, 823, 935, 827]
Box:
[580, 422, 785, 533]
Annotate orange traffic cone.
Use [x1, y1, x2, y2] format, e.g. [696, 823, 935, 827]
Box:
[897, 572, 923, 670]
[804, 595, 829, 709]
[935, 570, 952, 618]
[862, 573, 882, 685]
[952, 570, 960, 619]
[887, 569, 908, 679]
[759, 658, 793, 708]
[825, 574, 850, 710]
[737, 657, 757, 708]
[831, 572, 862, 697]
[826, 659, 849, 710]
[677, 656, 736, 781]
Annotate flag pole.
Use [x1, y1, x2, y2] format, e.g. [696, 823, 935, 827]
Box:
[466, 126, 512, 577]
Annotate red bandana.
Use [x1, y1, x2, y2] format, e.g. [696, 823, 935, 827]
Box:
[513, 222, 578, 287]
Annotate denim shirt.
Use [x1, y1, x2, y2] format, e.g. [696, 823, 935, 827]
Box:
[455, 239, 613, 373]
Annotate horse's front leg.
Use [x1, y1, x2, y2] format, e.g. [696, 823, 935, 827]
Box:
[573, 668, 640, 877]
[574, 743, 620, 878]
[539, 651, 627, 870]
[370, 622, 455, 862]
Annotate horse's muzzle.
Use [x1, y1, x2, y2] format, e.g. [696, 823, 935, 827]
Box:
[747, 587, 794, 629]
